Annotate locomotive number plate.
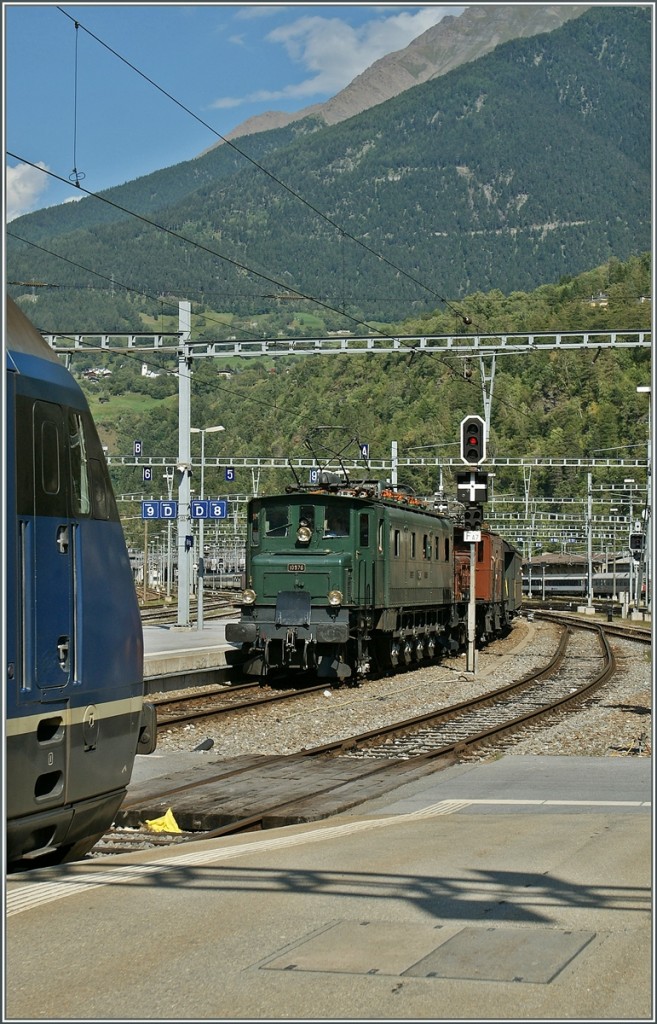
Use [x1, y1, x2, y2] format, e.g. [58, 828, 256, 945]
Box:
[288, 563, 306, 572]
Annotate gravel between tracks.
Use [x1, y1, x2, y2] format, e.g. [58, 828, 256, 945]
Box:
[153, 617, 652, 761]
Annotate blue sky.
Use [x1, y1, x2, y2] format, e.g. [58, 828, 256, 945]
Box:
[5, 3, 465, 220]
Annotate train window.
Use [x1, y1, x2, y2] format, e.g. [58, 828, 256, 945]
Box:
[393, 528, 401, 557]
[359, 513, 370, 546]
[89, 460, 110, 520]
[423, 534, 430, 559]
[300, 505, 315, 532]
[265, 506, 290, 537]
[324, 510, 349, 537]
[410, 533, 416, 559]
[68, 412, 90, 515]
[250, 506, 260, 545]
[40, 420, 60, 495]
[378, 520, 384, 553]
[444, 538, 450, 562]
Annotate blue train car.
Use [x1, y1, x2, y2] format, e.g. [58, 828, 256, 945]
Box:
[5, 296, 155, 868]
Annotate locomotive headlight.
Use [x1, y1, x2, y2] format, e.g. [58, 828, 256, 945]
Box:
[327, 589, 343, 607]
[297, 525, 312, 544]
[241, 588, 257, 605]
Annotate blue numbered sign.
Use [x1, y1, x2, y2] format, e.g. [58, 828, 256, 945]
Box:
[360, 443, 369, 459]
[143, 467, 152, 482]
[134, 440, 142, 456]
[142, 501, 160, 519]
[160, 501, 178, 519]
[191, 500, 209, 519]
[225, 467, 235, 482]
[309, 468, 319, 484]
[209, 501, 227, 519]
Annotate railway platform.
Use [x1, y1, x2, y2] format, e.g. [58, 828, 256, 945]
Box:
[143, 617, 238, 691]
[6, 754, 652, 1021]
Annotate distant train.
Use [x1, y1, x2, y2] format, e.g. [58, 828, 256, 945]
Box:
[226, 474, 523, 682]
[5, 296, 156, 869]
[523, 572, 634, 599]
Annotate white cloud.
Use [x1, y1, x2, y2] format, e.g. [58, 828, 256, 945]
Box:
[212, 6, 464, 109]
[6, 161, 50, 220]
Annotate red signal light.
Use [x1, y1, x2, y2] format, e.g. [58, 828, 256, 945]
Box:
[460, 414, 486, 464]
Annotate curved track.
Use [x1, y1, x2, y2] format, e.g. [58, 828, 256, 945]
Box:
[86, 619, 629, 859]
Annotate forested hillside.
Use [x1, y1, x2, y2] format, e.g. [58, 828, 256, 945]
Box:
[7, 6, 651, 331]
[44, 253, 650, 551]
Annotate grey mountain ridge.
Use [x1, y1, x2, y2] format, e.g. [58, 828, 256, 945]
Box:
[201, 4, 592, 152]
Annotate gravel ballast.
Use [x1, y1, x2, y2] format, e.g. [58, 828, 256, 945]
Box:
[153, 617, 652, 761]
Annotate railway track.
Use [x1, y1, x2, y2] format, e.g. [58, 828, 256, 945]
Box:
[534, 609, 651, 644]
[89, 619, 629, 859]
[154, 680, 338, 730]
[140, 595, 238, 625]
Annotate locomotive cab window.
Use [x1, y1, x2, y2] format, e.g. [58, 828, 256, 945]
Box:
[250, 505, 260, 545]
[300, 506, 315, 531]
[265, 506, 290, 537]
[359, 513, 370, 547]
[68, 412, 90, 515]
[324, 510, 349, 537]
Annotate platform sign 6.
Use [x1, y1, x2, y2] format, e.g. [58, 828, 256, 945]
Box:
[225, 467, 235, 482]
[209, 500, 227, 519]
[143, 466, 152, 482]
[142, 501, 160, 519]
[160, 501, 178, 519]
[134, 440, 143, 456]
[191, 500, 209, 519]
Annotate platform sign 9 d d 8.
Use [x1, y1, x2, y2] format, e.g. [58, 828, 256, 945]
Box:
[460, 414, 487, 465]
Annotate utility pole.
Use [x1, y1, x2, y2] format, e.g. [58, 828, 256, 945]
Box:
[177, 300, 192, 627]
[587, 473, 593, 609]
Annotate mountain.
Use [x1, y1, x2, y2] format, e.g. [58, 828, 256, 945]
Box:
[7, 6, 651, 331]
[206, 4, 592, 147]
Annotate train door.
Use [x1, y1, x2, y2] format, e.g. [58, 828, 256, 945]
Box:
[356, 511, 374, 606]
[29, 401, 75, 691]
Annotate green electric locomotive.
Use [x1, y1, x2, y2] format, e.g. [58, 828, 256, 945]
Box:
[226, 474, 473, 683]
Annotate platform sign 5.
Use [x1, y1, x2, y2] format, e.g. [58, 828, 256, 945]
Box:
[225, 467, 235, 482]
[142, 501, 160, 519]
[209, 500, 228, 519]
[160, 501, 178, 519]
[191, 500, 209, 519]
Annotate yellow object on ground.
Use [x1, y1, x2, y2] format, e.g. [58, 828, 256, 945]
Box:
[145, 807, 182, 834]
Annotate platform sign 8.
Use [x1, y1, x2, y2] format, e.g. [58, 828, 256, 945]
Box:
[209, 501, 227, 519]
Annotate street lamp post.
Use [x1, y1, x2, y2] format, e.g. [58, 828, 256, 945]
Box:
[624, 478, 636, 609]
[637, 386, 651, 613]
[610, 508, 619, 601]
[163, 468, 174, 601]
[190, 425, 225, 631]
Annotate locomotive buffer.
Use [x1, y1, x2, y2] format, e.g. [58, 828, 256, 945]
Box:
[459, 416, 488, 672]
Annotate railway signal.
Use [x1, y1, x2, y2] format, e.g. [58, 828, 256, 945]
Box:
[460, 414, 486, 465]
[464, 505, 483, 531]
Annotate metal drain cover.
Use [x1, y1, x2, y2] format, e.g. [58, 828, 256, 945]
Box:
[404, 926, 596, 983]
[261, 921, 596, 984]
